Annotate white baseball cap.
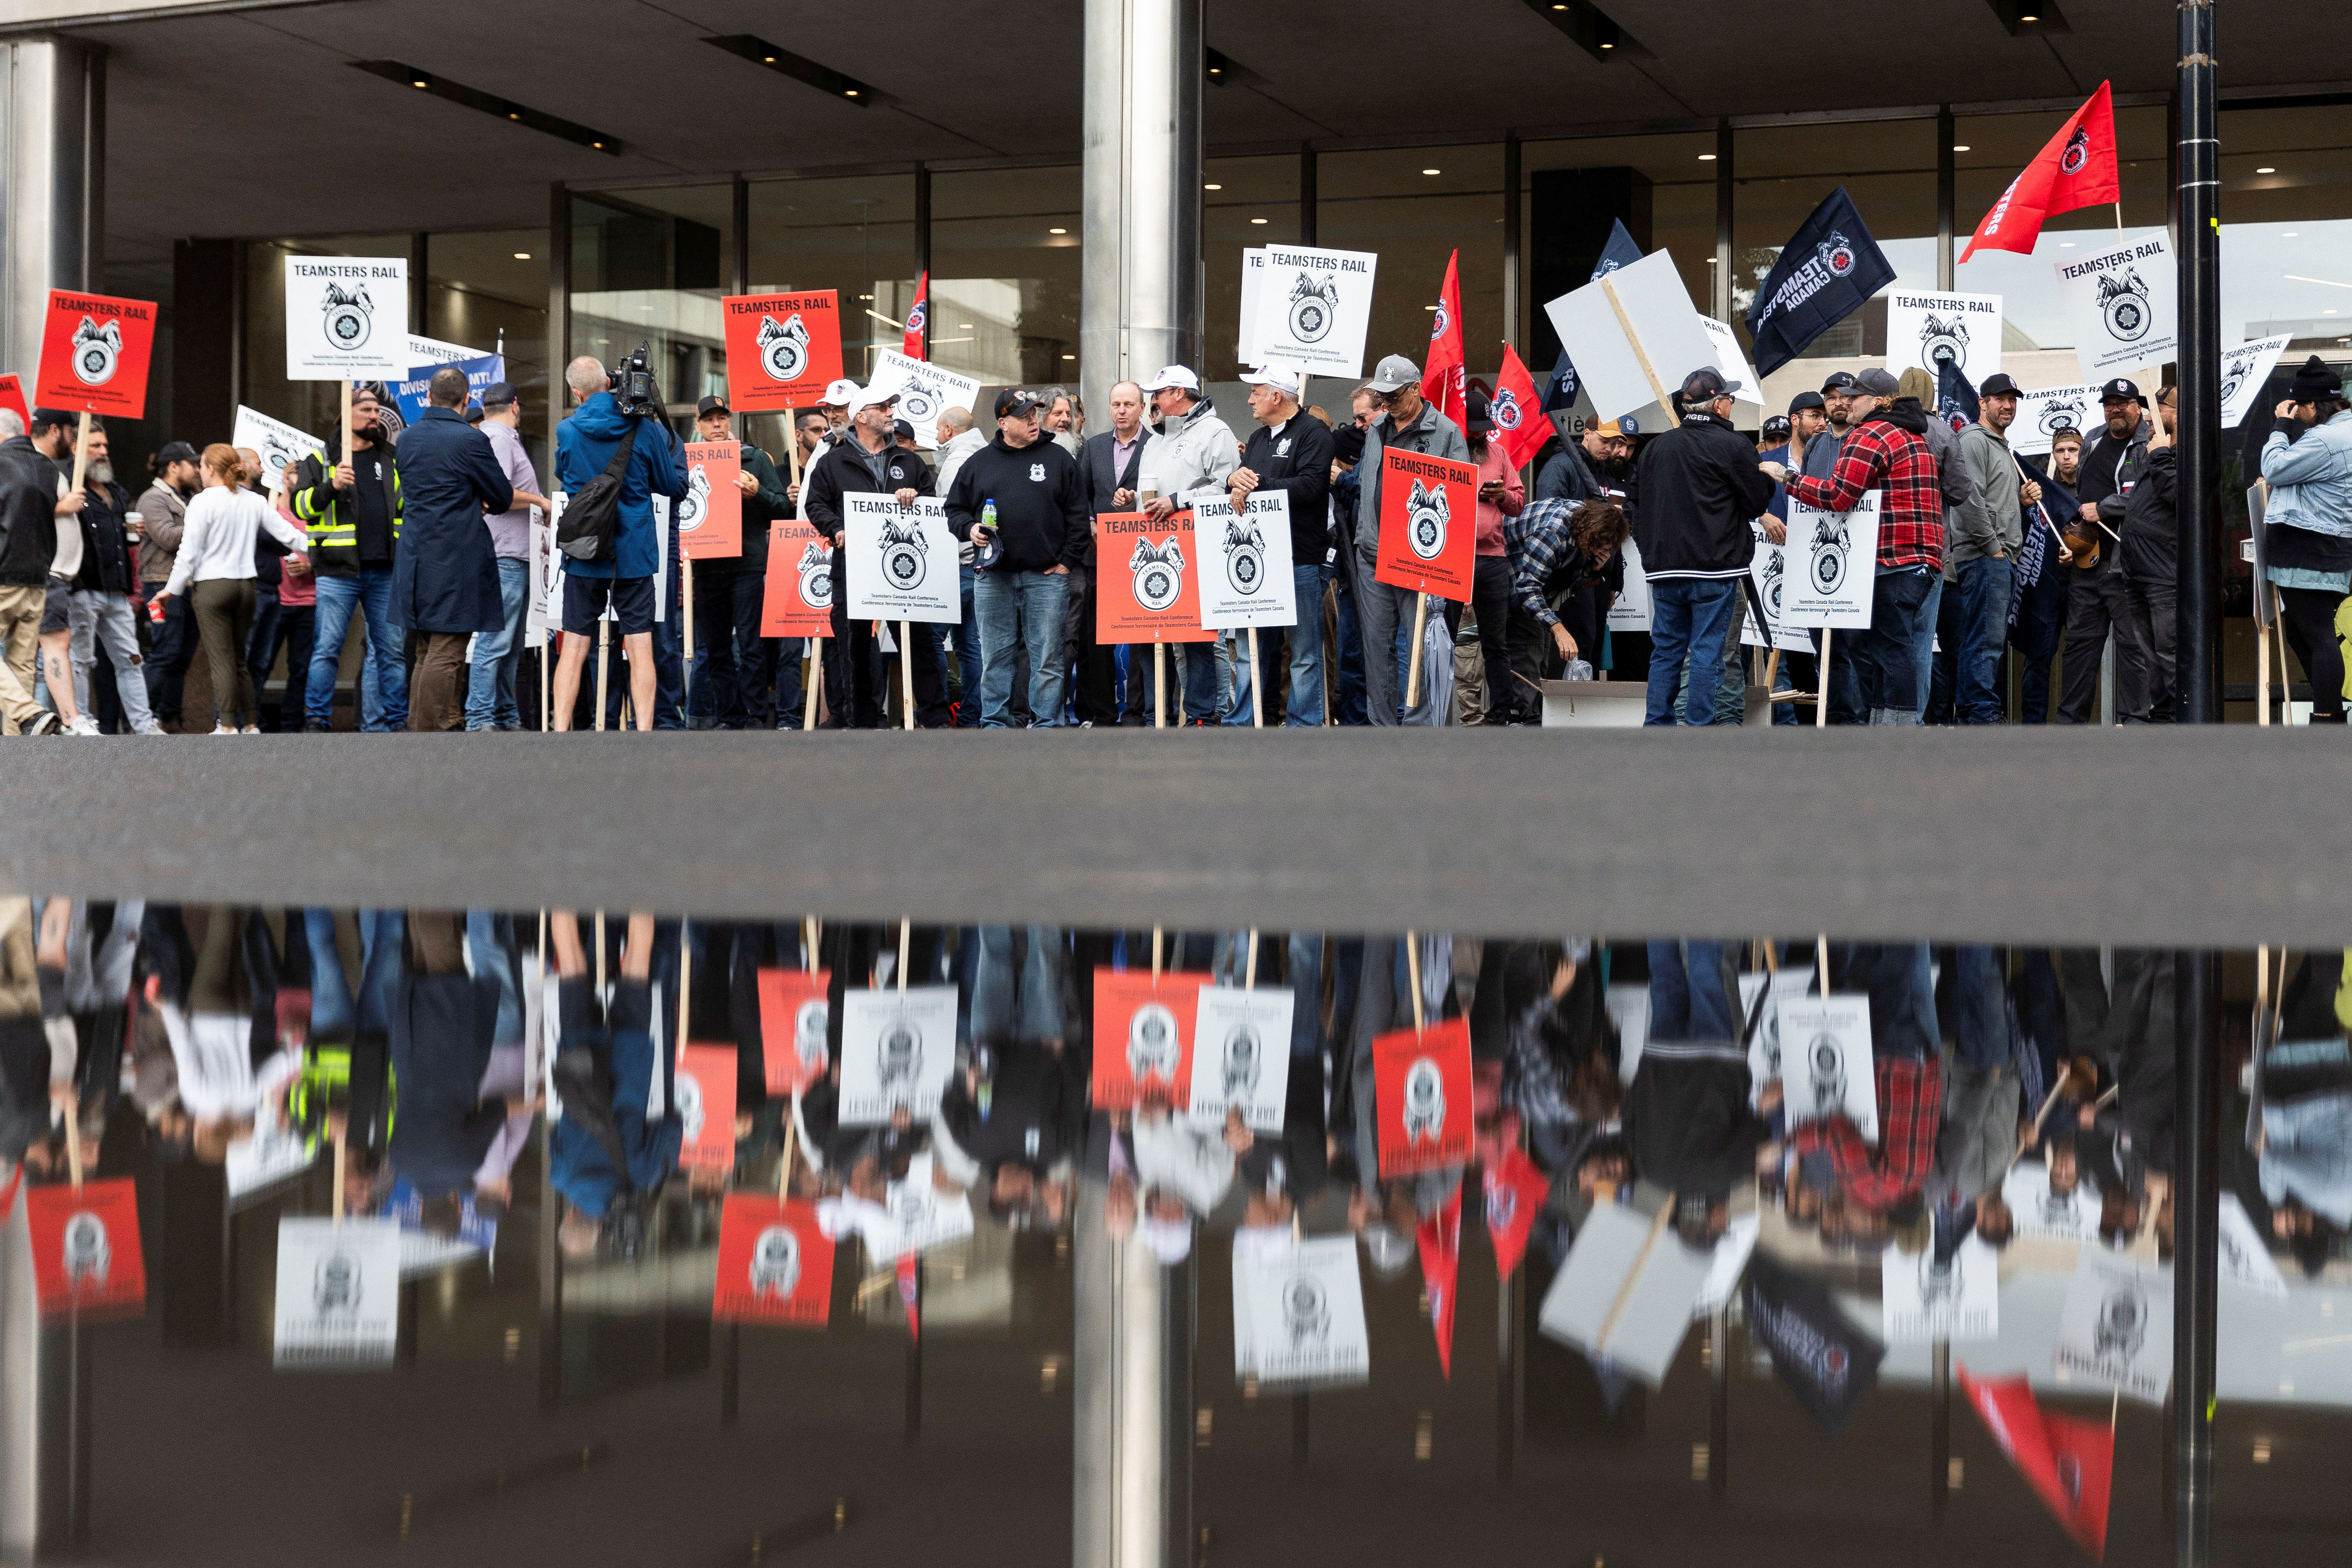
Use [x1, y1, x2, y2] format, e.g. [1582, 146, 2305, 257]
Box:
[849, 384, 901, 414]
[1140, 1215, 1193, 1265]
[821, 378, 860, 407]
[1242, 364, 1301, 397]
[1139, 365, 1200, 393]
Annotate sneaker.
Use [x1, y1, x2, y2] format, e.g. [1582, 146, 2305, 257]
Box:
[66, 714, 101, 736]
[25, 710, 61, 736]
[302, 719, 334, 733]
[210, 725, 237, 735]
[134, 723, 167, 735]
[240, 725, 262, 734]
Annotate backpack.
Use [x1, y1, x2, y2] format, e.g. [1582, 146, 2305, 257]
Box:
[556, 422, 641, 563]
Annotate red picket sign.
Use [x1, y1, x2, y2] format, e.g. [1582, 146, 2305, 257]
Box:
[761, 520, 834, 638]
[1371, 448, 1477, 601]
[34, 289, 159, 419]
[1373, 1017, 1473, 1178]
[679, 441, 744, 559]
[757, 967, 831, 1097]
[1090, 970, 1209, 1110]
[713, 1195, 835, 1327]
[722, 291, 843, 410]
[27, 1178, 147, 1320]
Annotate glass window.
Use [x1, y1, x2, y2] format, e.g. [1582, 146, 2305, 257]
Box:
[1203, 154, 1301, 383]
[1317, 146, 1503, 384]
[2214, 106, 2352, 354]
[930, 165, 1082, 388]
[422, 228, 549, 468]
[570, 184, 732, 427]
[1523, 130, 1717, 371]
[745, 173, 915, 454]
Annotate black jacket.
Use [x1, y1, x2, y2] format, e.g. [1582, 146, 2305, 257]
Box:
[1622, 1042, 1769, 1204]
[2072, 416, 2150, 581]
[1632, 409, 1776, 581]
[703, 442, 794, 577]
[884, 446, 935, 497]
[1237, 415, 1337, 566]
[73, 479, 137, 594]
[2119, 443, 2177, 585]
[0, 436, 60, 587]
[943, 435, 1090, 574]
[1535, 440, 1599, 504]
[803, 435, 916, 579]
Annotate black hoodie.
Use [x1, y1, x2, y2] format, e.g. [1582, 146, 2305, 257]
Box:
[941, 433, 1090, 574]
[2119, 442, 2177, 585]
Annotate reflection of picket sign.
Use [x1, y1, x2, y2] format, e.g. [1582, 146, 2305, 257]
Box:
[2218, 1193, 2286, 1298]
[1232, 1233, 1370, 1388]
[1776, 994, 1877, 1142]
[2053, 1249, 2172, 1405]
[2003, 1160, 2100, 1242]
[273, 1217, 403, 1369]
[226, 1114, 318, 1202]
[884, 1154, 977, 1258]
[1690, 1211, 1761, 1318]
[1604, 536, 1653, 632]
[1882, 1236, 2000, 1342]
[1185, 985, 1295, 1134]
[1779, 494, 1879, 628]
[837, 986, 959, 1125]
[1737, 965, 1814, 1098]
[1538, 1200, 1709, 1386]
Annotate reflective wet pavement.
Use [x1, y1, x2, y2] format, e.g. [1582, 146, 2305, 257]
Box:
[3, 903, 2346, 1565]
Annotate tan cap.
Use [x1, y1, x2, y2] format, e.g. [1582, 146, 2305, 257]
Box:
[1590, 419, 1626, 439]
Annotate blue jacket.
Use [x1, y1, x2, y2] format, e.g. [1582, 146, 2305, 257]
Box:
[391, 406, 514, 634]
[555, 392, 684, 580]
[2261, 409, 2352, 541]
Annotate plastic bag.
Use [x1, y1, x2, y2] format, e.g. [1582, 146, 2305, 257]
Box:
[1561, 659, 1596, 683]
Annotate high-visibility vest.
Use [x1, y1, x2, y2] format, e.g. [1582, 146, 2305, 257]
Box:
[291, 451, 402, 567]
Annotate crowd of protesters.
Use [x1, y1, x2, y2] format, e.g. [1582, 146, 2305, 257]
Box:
[6, 343, 2346, 735]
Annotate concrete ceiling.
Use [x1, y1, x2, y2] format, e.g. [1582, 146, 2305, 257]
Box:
[73, 0, 2352, 262]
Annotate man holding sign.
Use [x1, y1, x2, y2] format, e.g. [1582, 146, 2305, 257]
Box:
[1227, 365, 1333, 725]
[1353, 354, 1470, 726]
[1632, 368, 1777, 726]
[806, 386, 949, 727]
[944, 389, 1090, 727]
[688, 395, 795, 730]
[1137, 367, 1239, 724]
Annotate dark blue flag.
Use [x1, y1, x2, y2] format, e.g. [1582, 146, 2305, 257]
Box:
[2007, 456, 2076, 665]
[1743, 187, 1896, 378]
[1935, 360, 1979, 435]
[1744, 1252, 1884, 1436]
[1543, 219, 1647, 412]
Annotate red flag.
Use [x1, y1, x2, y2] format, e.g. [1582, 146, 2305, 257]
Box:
[1958, 1366, 2114, 1560]
[1416, 1187, 1462, 1378]
[896, 1251, 921, 1342]
[903, 273, 929, 363]
[1489, 345, 1549, 472]
[1483, 1146, 1551, 1282]
[1960, 83, 2120, 262]
[1423, 250, 1466, 434]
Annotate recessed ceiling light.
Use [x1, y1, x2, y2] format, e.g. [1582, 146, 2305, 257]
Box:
[1553, 3, 1566, 8]
[2256, 165, 2276, 174]
[410, 77, 429, 88]
[857, 293, 873, 300]
[592, 140, 604, 148]
[1422, 168, 1441, 176]
[1599, 40, 1613, 47]
[764, 55, 776, 62]
[1049, 227, 1068, 235]
[1952, 144, 1971, 152]
[1203, 183, 1222, 190]
[1250, 217, 1268, 224]
[1698, 153, 1716, 161]
[513, 251, 531, 260]
[957, 323, 973, 330]
[2020, 12, 2038, 19]
[1062, 353, 1076, 360]
[844, 89, 858, 96]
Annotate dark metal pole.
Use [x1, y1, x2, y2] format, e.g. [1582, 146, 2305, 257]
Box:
[1712, 118, 1734, 322]
[1298, 144, 1317, 247]
[2175, 0, 2222, 723]
[2173, 952, 2222, 1568]
[1936, 108, 1956, 291]
[1502, 132, 1522, 353]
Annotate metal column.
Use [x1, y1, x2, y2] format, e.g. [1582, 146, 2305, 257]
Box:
[547, 184, 570, 467]
[1936, 108, 1956, 291]
[1502, 134, 1522, 353]
[1, 37, 105, 378]
[1079, 0, 1203, 425]
[1072, 1181, 1194, 1568]
[1711, 119, 1733, 323]
[2175, 0, 2222, 725]
[2173, 951, 2222, 1568]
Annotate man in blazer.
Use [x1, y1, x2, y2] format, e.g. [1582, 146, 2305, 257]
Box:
[1074, 379, 1148, 725]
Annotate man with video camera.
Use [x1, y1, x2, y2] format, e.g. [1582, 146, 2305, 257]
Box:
[552, 350, 683, 731]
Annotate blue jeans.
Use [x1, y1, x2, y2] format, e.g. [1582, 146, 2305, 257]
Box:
[1648, 939, 1737, 1041]
[970, 925, 1065, 1042]
[1853, 565, 1942, 724]
[1176, 641, 1221, 722]
[305, 908, 403, 1042]
[974, 568, 1068, 727]
[926, 562, 984, 726]
[1285, 565, 1328, 725]
[306, 567, 405, 730]
[466, 558, 531, 729]
[1952, 556, 2012, 725]
[1643, 579, 1739, 726]
[1333, 582, 1368, 725]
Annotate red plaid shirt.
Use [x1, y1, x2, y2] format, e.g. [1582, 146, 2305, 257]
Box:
[1786, 415, 1945, 571]
[1791, 1056, 1942, 1213]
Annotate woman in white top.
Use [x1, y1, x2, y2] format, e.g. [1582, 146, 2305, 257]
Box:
[153, 443, 308, 732]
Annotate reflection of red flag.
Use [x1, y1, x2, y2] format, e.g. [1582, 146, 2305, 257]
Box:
[1483, 1146, 1551, 1282]
[1960, 83, 2120, 262]
[903, 273, 929, 362]
[1423, 250, 1466, 434]
[1417, 1188, 1462, 1378]
[1490, 345, 1549, 472]
[896, 1251, 921, 1342]
[1959, 1366, 2114, 1560]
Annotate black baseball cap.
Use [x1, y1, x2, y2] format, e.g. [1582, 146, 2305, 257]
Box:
[480, 381, 518, 409]
[1762, 415, 1792, 438]
[29, 407, 75, 433]
[1679, 367, 1740, 403]
[1787, 390, 1826, 415]
[892, 419, 916, 443]
[156, 439, 200, 466]
[2099, 377, 2143, 404]
[1820, 371, 1859, 395]
[1978, 372, 2022, 398]
[1465, 393, 1494, 435]
[695, 394, 730, 418]
[995, 387, 1042, 419]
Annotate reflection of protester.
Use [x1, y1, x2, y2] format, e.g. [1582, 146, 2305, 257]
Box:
[1789, 944, 1943, 1217]
[549, 910, 680, 1257]
[2259, 356, 2352, 724]
[143, 905, 300, 1157]
[1628, 940, 1769, 1244]
[387, 910, 516, 1200]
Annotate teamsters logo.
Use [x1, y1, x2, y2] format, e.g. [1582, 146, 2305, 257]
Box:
[1808, 516, 1852, 595]
[879, 516, 928, 592]
[71, 318, 122, 386]
[1283, 1273, 1330, 1347]
[898, 381, 939, 427]
[1428, 296, 1451, 343]
[1401, 1057, 1446, 1143]
[758, 313, 811, 383]
[1130, 536, 1185, 612]
[905, 297, 927, 338]
[1920, 312, 1969, 374]
[1807, 1032, 1847, 1115]
[2038, 394, 2086, 439]
[2093, 1286, 2147, 1363]
[678, 464, 710, 531]
[750, 1226, 803, 1299]
[2059, 126, 2092, 177]
[1288, 273, 1340, 343]
[794, 998, 830, 1075]
[878, 1018, 923, 1099]
[1483, 1171, 1520, 1232]
[798, 542, 834, 608]
[62, 1212, 110, 1286]
[1760, 545, 1786, 621]
[2220, 356, 2252, 409]
[313, 1250, 362, 1315]
[1222, 1025, 1260, 1101]
[1817, 231, 1858, 278]
[1405, 479, 1449, 562]
[1491, 386, 1526, 434]
[321, 283, 374, 353]
[2097, 268, 2152, 342]
[1222, 516, 1267, 596]
[1128, 1001, 1180, 1083]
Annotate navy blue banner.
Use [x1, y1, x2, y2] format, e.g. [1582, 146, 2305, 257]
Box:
[1743, 188, 1895, 378]
[1543, 220, 1647, 413]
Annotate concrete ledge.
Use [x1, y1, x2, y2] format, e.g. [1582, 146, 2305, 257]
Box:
[4, 728, 2345, 946]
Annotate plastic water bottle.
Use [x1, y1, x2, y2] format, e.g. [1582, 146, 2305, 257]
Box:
[976, 499, 1003, 572]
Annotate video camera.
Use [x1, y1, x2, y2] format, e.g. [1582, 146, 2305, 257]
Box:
[609, 339, 663, 419]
